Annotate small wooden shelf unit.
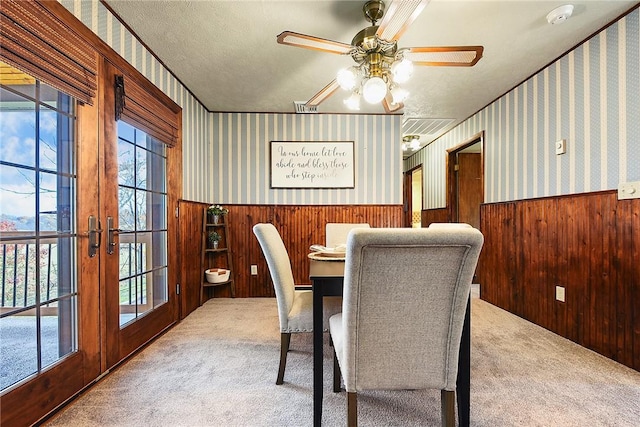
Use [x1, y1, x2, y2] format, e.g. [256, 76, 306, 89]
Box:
[200, 208, 235, 304]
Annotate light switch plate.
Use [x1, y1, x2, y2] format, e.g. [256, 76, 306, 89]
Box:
[618, 181, 640, 200]
[555, 286, 565, 302]
[555, 139, 566, 155]
[250, 265, 258, 275]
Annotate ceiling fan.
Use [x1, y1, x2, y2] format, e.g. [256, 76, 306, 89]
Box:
[277, 0, 483, 113]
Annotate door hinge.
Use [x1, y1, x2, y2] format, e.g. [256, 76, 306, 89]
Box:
[454, 164, 459, 171]
[175, 206, 179, 218]
[176, 283, 180, 295]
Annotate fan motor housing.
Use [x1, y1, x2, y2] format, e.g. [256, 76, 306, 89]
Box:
[351, 25, 397, 66]
[352, 26, 379, 51]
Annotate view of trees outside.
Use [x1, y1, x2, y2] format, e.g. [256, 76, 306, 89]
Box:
[116, 121, 168, 325]
[0, 77, 73, 311]
[0, 221, 61, 308]
[0, 65, 76, 390]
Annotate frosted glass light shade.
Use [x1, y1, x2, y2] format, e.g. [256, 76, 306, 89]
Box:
[391, 58, 413, 84]
[362, 77, 387, 104]
[337, 67, 358, 91]
[344, 92, 361, 110]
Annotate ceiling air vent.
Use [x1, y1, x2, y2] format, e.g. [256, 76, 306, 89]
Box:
[294, 101, 318, 114]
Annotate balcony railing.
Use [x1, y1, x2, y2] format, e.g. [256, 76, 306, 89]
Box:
[0, 231, 147, 313]
[0, 231, 61, 315]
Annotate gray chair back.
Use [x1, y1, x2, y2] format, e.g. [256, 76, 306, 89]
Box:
[339, 227, 483, 392]
[252, 223, 296, 331]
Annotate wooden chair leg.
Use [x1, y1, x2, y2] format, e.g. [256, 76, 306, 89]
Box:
[276, 332, 291, 385]
[441, 390, 455, 427]
[347, 392, 357, 427]
[333, 344, 341, 392]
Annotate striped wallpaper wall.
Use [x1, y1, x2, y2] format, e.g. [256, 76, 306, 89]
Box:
[60, 1, 403, 206]
[205, 113, 403, 205]
[405, 8, 640, 209]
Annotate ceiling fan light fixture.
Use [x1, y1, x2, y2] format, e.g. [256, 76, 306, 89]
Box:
[337, 67, 359, 91]
[277, 0, 484, 113]
[402, 134, 421, 151]
[344, 92, 361, 110]
[391, 58, 413, 83]
[362, 76, 387, 104]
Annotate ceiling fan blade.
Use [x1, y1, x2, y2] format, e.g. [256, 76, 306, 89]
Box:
[276, 31, 353, 55]
[306, 79, 340, 107]
[376, 0, 430, 41]
[383, 95, 404, 113]
[405, 46, 484, 66]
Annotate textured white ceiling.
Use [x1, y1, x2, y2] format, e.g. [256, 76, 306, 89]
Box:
[105, 0, 639, 152]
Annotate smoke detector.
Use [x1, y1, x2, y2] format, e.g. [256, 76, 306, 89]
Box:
[546, 5, 574, 25]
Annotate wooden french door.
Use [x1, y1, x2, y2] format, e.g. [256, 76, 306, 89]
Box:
[0, 60, 179, 427]
[1, 3, 180, 423]
[0, 63, 101, 427]
[101, 61, 178, 368]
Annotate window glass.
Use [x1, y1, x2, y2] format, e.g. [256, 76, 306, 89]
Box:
[116, 121, 168, 326]
[0, 62, 78, 391]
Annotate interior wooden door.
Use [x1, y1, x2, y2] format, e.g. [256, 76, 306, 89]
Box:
[457, 153, 482, 228]
[403, 171, 412, 227]
[447, 133, 484, 227]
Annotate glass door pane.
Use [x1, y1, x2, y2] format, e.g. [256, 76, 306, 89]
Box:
[115, 121, 168, 327]
[0, 65, 78, 390]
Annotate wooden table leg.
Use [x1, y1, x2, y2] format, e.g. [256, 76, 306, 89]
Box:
[313, 282, 324, 427]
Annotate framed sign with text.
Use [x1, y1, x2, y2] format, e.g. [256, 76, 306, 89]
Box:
[270, 141, 355, 189]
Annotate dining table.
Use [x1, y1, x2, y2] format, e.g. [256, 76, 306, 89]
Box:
[309, 257, 471, 427]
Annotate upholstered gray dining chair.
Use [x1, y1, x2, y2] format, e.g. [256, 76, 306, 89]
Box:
[253, 223, 339, 385]
[329, 227, 484, 426]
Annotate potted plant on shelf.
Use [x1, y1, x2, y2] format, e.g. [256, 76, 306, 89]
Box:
[208, 231, 221, 249]
[207, 204, 229, 224]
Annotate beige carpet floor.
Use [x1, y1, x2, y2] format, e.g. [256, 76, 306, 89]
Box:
[44, 296, 640, 426]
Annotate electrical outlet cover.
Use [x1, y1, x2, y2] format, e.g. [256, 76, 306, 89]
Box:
[618, 181, 640, 200]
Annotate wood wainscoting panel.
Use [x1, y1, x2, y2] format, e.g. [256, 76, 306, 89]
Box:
[477, 191, 639, 371]
[422, 208, 450, 226]
[478, 201, 519, 312]
[178, 202, 403, 314]
[178, 200, 208, 319]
